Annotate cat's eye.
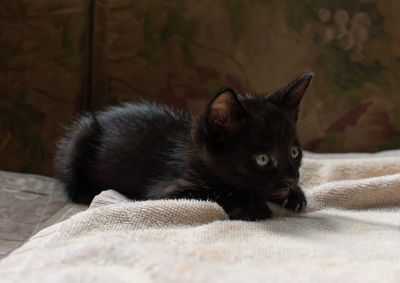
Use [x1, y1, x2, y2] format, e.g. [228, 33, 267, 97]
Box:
[291, 146, 299, 158]
[255, 154, 270, 166]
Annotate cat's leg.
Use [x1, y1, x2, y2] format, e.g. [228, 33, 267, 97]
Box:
[164, 183, 273, 221]
[219, 196, 273, 221]
[271, 186, 307, 212]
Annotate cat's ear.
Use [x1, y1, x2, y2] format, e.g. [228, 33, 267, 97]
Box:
[204, 87, 248, 137]
[267, 72, 313, 120]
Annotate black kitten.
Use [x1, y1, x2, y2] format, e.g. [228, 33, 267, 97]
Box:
[55, 72, 313, 220]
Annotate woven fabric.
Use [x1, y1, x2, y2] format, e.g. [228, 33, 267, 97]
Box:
[1, 150, 400, 282]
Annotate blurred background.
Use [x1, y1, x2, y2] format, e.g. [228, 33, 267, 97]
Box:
[1, 0, 400, 177]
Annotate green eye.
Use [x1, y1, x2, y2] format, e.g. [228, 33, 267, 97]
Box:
[291, 146, 299, 158]
[255, 154, 270, 166]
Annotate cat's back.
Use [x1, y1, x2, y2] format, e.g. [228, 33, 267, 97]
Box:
[56, 102, 193, 203]
[98, 102, 192, 141]
[95, 102, 193, 178]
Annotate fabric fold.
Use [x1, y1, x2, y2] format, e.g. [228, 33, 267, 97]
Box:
[1, 150, 400, 282]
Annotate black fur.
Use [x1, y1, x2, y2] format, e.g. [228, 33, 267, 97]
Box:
[55, 72, 313, 220]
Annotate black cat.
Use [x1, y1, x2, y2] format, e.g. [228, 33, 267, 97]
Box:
[55, 72, 313, 220]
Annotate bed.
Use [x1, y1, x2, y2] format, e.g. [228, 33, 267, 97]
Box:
[0, 150, 399, 282]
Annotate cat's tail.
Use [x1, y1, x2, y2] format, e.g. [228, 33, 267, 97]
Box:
[54, 112, 103, 204]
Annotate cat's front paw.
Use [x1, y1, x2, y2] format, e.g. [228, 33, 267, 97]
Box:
[228, 202, 273, 221]
[279, 187, 307, 213]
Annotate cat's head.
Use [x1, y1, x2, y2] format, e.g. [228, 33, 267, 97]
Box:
[191, 72, 313, 199]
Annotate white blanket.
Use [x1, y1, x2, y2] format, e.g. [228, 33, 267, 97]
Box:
[1, 150, 400, 282]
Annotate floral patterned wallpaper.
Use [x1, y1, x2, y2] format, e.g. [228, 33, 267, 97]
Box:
[1, 0, 400, 176]
[0, 0, 90, 175]
[107, 0, 400, 152]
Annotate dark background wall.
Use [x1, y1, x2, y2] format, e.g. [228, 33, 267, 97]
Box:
[1, 0, 400, 176]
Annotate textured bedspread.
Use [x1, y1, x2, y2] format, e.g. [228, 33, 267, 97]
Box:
[0, 171, 73, 259]
[1, 150, 400, 282]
